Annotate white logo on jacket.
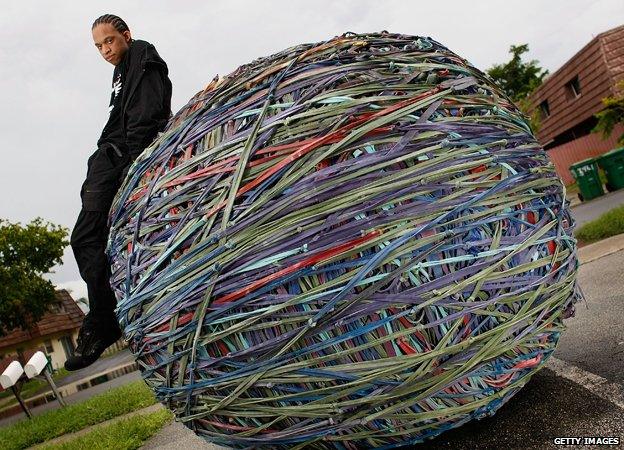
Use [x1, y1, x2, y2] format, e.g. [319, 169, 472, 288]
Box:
[108, 73, 122, 114]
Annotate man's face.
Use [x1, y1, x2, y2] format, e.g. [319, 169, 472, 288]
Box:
[92, 23, 132, 66]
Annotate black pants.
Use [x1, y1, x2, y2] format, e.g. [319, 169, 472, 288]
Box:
[70, 144, 130, 322]
[71, 209, 117, 318]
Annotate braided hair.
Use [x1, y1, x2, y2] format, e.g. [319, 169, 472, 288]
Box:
[92, 14, 130, 34]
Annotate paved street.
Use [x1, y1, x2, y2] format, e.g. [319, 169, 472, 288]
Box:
[424, 368, 623, 450]
[556, 250, 624, 383]
[40, 349, 134, 391]
[571, 189, 624, 228]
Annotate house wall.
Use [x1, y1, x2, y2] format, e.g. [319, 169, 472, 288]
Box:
[0, 330, 127, 372]
[530, 37, 611, 145]
[529, 25, 624, 146]
[0, 330, 80, 371]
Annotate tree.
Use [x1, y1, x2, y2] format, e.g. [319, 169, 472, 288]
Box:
[487, 44, 549, 102]
[0, 218, 69, 336]
[487, 44, 549, 132]
[593, 81, 624, 145]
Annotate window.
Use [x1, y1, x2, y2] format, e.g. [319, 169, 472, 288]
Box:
[60, 335, 75, 358]
[539, 100, 550, 119]
[566, 75, 581, 98]
[44, 340, 54, 353]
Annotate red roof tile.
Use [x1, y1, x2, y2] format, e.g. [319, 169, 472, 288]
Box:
[0, 290, 85, 351]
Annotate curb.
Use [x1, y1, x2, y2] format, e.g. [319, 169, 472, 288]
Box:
[577, 233, 624, 265]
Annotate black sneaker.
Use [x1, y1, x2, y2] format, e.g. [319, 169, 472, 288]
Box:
[64, 315, 122, 371]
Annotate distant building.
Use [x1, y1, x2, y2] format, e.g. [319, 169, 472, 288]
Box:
[528, 24, 624, 185]
[0, 290, 84, 370]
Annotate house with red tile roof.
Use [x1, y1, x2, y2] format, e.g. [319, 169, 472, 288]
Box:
[528, 24, 624, 184]
[0, 289, 84, 371]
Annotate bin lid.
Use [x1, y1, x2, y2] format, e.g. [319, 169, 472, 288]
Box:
[597, 146, 624, 160]
[570, 156, 598, 169]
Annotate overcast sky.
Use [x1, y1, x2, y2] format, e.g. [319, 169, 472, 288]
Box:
[1, 0, 622, 300]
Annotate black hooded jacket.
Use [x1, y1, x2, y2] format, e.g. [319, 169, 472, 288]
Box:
[97, 39, 172, 160]
[81, 39, 172, 212]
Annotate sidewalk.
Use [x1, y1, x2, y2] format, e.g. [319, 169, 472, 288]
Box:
[141, 418, 224, 450]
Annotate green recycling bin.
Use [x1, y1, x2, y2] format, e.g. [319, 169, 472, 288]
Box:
[596, 147, 624, 192]
[569, 157, 604, 202]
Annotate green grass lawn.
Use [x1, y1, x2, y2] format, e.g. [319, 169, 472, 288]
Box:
[40, 408, 173, 450]
[576, 204, 624, 244]
[0, 380, 157, 450]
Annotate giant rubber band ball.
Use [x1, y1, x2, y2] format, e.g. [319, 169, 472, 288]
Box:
[107, 32, 581, 449]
